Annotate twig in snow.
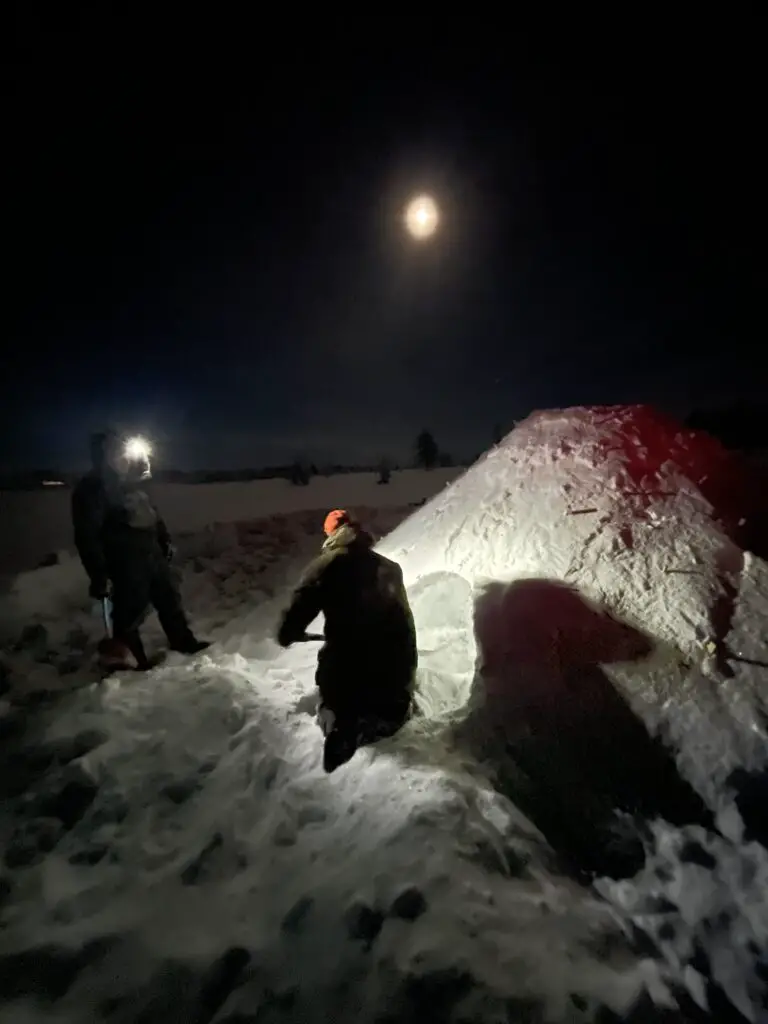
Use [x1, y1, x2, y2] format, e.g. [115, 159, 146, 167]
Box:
[730, 655, 768, 670]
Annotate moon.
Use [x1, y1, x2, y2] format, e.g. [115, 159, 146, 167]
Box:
[405, 194, 439, 240]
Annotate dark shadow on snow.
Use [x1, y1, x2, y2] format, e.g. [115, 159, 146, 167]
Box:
[455, 578, 713, 880]
[728, 750, 768, 851]
[709, 544, 746, 680]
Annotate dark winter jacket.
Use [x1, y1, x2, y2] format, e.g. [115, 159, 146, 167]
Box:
[71, 469, 172, 586]
[277, 525, 418, 712]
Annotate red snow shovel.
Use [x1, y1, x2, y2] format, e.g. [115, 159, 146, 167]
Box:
[96, 597, 137, 672]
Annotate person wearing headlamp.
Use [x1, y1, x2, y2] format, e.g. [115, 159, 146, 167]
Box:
[72, 429, 209, 670]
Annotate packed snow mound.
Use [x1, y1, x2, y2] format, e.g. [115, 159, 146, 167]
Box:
[377, 403, 768, 1018]
[388, 402, 756, 585]
[383, 404, 764, 716]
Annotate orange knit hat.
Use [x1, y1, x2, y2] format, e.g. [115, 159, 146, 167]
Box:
[323, 509, 351, 536]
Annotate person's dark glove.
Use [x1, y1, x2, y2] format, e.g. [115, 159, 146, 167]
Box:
[89, 578, 111, 600]
[164, 543, 176, 563]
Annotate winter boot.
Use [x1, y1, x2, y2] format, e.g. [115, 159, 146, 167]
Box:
[317, 703, 359, 772]
[97, 637, 137, 673]
[170, 636, 210, 655]
[123, 630, 152, 671]
[323, 728, 359, 773]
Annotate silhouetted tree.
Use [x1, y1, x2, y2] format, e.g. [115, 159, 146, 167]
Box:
[377, 457, 391, 485]
[290, 460, 310, 485]
[415, 430, 439, 470]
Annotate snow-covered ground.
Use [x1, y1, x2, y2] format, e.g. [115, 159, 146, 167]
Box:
[0, 468, 462, 576]
[2, 406, 768, 1022]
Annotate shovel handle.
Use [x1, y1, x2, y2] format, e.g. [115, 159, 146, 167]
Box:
[101, 597, 113, 637]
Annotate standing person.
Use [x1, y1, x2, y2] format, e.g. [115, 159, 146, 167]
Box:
[277, 509, 418, 772]
[72, 430, 209, 670]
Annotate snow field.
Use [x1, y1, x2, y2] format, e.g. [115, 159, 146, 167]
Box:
[2, 406, 768, 1021]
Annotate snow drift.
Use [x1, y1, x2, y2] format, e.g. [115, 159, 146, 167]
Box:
[2, 405, 768, 1023]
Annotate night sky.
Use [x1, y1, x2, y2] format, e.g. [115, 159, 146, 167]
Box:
[4, 12, 761, 472]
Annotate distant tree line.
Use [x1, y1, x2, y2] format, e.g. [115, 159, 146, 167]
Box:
[0, 421, 525, 490]
[0, 444, 465, 492]
[413, 429, 455, 470]
[7, 425, 538, 491]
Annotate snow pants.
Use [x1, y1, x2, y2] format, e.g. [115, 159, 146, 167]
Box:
[108, 549, 194, 663]
[314, 649, 413, 771]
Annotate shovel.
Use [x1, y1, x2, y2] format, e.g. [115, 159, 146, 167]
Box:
[96, 596, 136, 671]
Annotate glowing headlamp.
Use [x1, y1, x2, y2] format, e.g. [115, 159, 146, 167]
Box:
[124, 436, 152, 461]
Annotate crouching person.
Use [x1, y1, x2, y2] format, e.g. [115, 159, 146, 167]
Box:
[277, 510, 418, 772]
